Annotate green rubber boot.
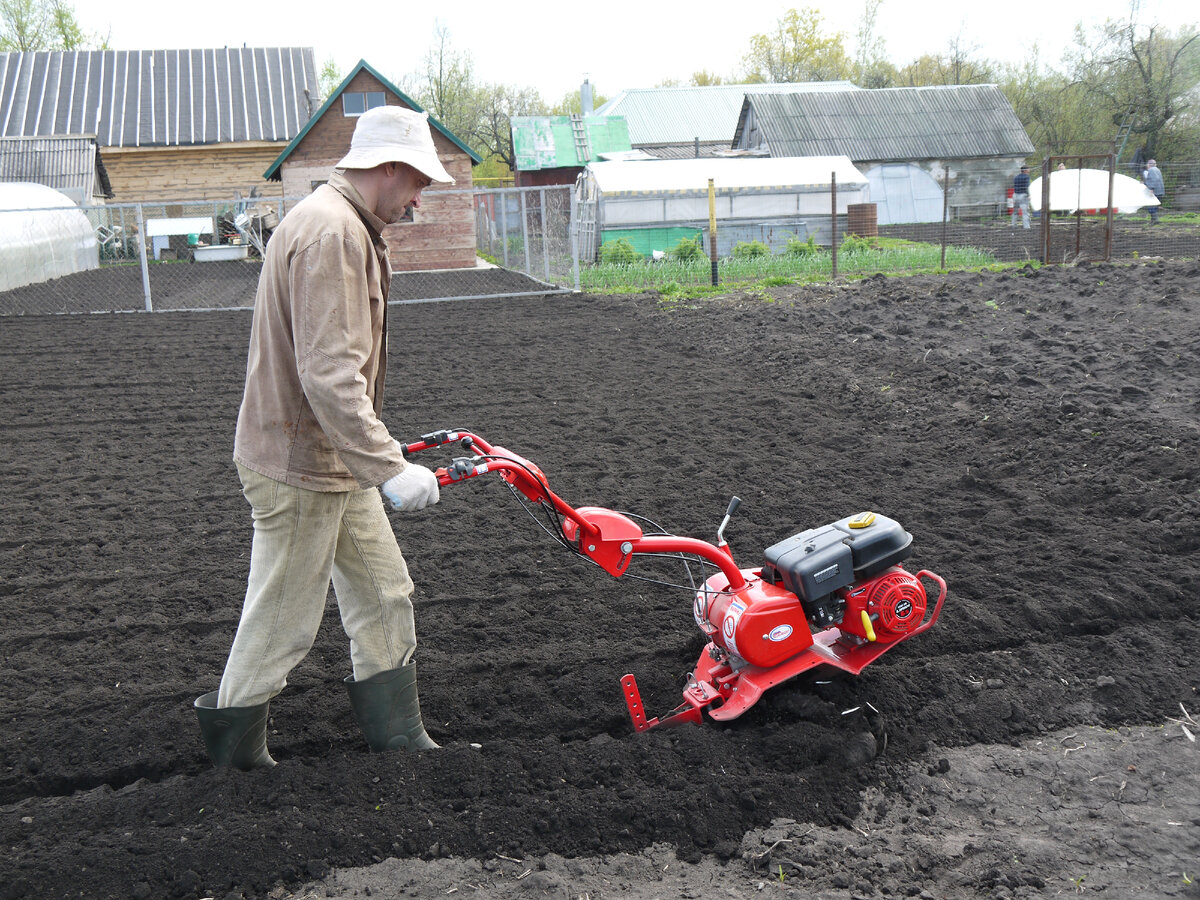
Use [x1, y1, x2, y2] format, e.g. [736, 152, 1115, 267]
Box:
[194, 690, 276, 770]
[344, 662, 440, 752]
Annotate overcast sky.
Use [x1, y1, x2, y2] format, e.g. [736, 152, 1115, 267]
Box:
[75, 0, 1192, 103]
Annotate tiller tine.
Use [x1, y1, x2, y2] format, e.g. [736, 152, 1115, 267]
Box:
[624, 570, 948, 732]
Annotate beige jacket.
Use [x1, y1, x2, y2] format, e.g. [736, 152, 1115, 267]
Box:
[233, 173, 406, 491]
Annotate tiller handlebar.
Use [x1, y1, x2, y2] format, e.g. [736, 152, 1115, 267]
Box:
[402, 429, 946, 732]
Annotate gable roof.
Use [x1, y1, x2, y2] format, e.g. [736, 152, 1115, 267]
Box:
[734, 85, 1035, 162]
[0, 48, 319, 147]
[263, 59, 481, 181]
[510, 115, 630, 170]
[594, 81, 859, 145]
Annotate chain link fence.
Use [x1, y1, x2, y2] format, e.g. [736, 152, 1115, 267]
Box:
[0, 187, 577, 316]
[1, 169, 1197, 317]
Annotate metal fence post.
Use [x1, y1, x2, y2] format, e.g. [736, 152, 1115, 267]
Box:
[520, 190, 532, 275]
[540, 188, 551, 283]
[831, 173, 838, 279]
[570, 188, 581, 292]
[940, 168, 949, 270]
[135, 203, 152, 311]
[707, 178, 718, 286]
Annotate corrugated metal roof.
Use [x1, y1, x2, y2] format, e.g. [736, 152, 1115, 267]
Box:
[737, 85, 1035, 162]
[510, 115, 630, 170]
[0, 134, 111, 199]
[0, 48, 319, 147]
[595, 81, 859, 145]
[586, 156, 867, 195]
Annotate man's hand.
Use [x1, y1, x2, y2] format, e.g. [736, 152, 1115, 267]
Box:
[381, 464, 440, 511]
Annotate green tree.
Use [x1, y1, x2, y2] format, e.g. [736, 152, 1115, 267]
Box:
[896, 32, 995, 86]
[0, 0, 103, 51]
[741, 7, 852, 83]
[413, 22, 486, 145]
[318, 57, 343, 102]
[549, 85, 608, 116]
[852, 0, 896, 88]
[1064, 11, 1200, 161]
[475, 82, 547, 171]
[999, 53, 1107, 160]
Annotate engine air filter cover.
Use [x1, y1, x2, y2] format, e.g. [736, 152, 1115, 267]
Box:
[762, 512, 913, 603]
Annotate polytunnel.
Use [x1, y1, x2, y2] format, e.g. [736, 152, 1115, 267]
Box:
[0, 183, 99, 294]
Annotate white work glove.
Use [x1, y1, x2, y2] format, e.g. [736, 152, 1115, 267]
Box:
[381, 464, 440, 511]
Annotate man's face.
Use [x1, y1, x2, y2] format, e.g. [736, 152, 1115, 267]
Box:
[378, 162, 434, 224]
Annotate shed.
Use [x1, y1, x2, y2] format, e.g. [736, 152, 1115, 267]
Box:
[264, 59, 482, 271]
[0, 135, 112, 203]
[0, 48, 320, 201]
[595, 82, 858, 159]
[510, 114, 631, 186]
[731, 85, 1035, 222]
[575, 156, 868, 259]
[0, 182, 98, 292]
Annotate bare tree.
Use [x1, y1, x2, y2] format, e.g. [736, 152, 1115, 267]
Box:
[1066, 7, 1200, 160]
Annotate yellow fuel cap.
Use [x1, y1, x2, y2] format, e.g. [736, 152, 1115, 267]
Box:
[848, 512, 877, 529]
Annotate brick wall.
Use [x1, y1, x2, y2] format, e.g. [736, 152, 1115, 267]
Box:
[280, 70, 477, 270]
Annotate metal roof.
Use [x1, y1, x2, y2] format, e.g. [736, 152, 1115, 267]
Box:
[585, 156, 867, 195]
[510, 115, 630, 170]
[595, 82, 859, 145]
[735, 85, 1035, 162]
[0, 48, 319, 147]
[0, 134, 112, 199]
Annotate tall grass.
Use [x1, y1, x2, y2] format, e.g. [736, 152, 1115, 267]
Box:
[579, 241, 998, 293]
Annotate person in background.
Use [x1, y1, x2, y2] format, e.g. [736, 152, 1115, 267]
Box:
[1012, 165, 1031, 229]
[193, 105, 454, 770]
[1143, 159, 1165, 224]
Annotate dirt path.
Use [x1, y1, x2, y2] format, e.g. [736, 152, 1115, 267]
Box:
[286, 723, 1200, 899]
[0, 260, 1197, 899]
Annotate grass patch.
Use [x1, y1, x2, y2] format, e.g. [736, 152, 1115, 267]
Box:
[578, 238, 998, 295]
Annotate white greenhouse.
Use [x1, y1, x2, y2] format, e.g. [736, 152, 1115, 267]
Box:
[0, 183, 99, 293]
[575, 156, 869, 260]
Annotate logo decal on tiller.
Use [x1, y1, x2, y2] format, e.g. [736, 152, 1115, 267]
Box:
[768, 624, 793, 642]
[723, 600, 747, 655]
[894, 599, 913, 619]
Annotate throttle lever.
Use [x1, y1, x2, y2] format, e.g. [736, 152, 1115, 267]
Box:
[716, 496, 741, 548]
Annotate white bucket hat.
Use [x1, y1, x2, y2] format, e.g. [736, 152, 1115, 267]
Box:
[336, 106, 455, 184]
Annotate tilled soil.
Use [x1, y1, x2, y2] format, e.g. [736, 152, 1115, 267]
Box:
[0, 261, 1197, 899]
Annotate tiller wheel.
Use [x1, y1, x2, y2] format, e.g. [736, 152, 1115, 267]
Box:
[402, 431, 947, 733]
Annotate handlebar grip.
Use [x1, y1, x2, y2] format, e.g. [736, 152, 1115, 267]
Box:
[726, 496, 742, 516]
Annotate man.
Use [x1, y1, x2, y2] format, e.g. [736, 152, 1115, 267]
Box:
[1011, 165, 1031, 230]
[194, 106, 453, 770]
[1143, 159, 1165, 224]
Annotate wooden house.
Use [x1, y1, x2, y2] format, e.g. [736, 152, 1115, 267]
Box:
[731, 85, 1036, 222]
[0, 48, 320, 202]
[264, 60, 482, 271]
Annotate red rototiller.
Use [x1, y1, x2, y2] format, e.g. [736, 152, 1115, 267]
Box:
[402, 430, 946, 732]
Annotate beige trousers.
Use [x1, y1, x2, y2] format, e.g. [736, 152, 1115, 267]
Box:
[217, 464, 417, 708]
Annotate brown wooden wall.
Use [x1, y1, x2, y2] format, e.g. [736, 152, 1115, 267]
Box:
[280, 70, 477, 270]
[102, 143, 286, 202]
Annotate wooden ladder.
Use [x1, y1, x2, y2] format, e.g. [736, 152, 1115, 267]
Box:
[570, 114, 591, 164]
